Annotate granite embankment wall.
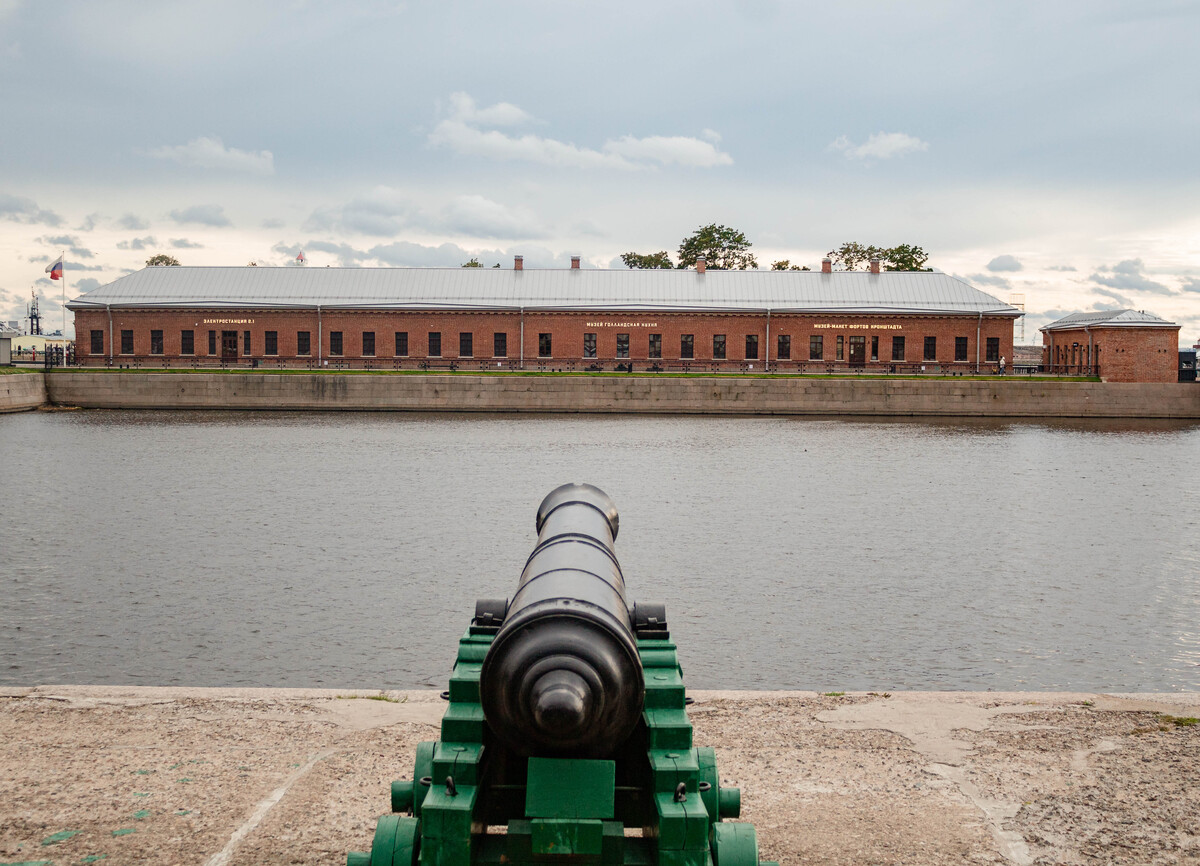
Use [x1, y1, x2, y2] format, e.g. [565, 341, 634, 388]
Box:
[0, 372, 46, 413]
[40, 371, 1200, 417]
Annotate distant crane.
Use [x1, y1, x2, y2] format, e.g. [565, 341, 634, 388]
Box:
[26, 289, 42, 336]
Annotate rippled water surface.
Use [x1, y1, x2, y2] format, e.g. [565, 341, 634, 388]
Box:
[1, 409, 1198, 691]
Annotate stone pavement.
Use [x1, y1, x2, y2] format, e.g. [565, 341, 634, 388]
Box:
[1, 686, 1197, 865]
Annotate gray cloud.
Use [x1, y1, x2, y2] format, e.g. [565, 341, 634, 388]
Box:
[987, 254, 1022, 272]
[273, 240, 370, 267]
[169, 204, 231, 227]
[1092, 287, 1133, 308]
[37, 234, 95, 259]
[304, 188, 412, 236]
[441, 195, 546, 239]
[829, 132, 929, 161]
[1179, 277, 1200, 294]
[368, 240, 503, 267]
[169, 238, 204, 249]
[147, 136, 274, 174]
[261, 218, 285, 229]
[74, 277, 102, 293]
[965, 273, 1011, 289]
[77, 212, 102, 231]
[117, 236, 158, 251]
[0, 193, 62, 227]
[117, 213, 149, 230]
[1089, 258, 1172, 295]
[1046, 264, 1077, 272]
[429, 92, 732, 170]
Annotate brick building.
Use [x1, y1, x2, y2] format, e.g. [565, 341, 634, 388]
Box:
[67, 257, 1021, 373]
[1040, 310, 1180, 383]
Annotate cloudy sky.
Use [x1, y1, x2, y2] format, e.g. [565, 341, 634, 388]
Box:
[2, 0, 1198, 344]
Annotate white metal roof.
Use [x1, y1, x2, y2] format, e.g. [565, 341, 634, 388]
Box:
[67, 266, 1022, 317]
[1040, 309, 1178, 331]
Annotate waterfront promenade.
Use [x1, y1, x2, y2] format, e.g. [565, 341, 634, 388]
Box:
[1, 687, 1196, 865]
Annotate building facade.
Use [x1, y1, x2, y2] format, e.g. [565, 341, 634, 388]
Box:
[1040, 310, 1181, 383]
[68, 260, 1021, 374]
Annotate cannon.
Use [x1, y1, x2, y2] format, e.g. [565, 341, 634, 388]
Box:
[348, 483, 777, 866]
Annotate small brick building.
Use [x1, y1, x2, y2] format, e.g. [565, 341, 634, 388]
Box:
[67, 258, 1022, 373]
[1040, 309, 1180, 383]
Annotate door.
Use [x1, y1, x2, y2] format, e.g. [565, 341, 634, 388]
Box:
[848, 335, 866, 366]
[221, 330, 238, 359]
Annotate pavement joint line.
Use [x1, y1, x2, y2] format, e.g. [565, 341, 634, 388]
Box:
[201, 746, 337, 866]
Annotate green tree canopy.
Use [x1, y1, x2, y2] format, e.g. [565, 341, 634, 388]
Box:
[620, 251, 674, 269]
[146, 253, 181, 267]
[462, 258, 483, 267]
[770, 260, 810, 271]
[677, 224, 756, 270]
[827, 242, 931, 271]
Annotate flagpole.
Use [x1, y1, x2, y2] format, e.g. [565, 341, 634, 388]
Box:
[61, 249, 67, 350]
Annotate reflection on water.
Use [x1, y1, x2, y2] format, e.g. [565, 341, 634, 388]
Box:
[1, 410, 1197, 691]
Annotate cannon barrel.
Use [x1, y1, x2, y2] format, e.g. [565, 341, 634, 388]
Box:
[479, 483, 645, 757]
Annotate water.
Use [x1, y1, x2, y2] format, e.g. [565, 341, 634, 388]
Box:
[1, 410, 1197, 692]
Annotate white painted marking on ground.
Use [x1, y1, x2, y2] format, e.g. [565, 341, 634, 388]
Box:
[202, 747, 337, 866]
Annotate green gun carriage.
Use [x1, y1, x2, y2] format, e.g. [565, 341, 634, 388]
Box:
[349, 483, 777, 866]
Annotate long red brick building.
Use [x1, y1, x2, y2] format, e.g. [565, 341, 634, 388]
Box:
[68, 257, 1023, 373]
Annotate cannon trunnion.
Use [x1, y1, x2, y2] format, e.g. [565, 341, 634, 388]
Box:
[348, 484, 777, 866]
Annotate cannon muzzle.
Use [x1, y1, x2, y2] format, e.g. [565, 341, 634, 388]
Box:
[479, 483, 644, 757]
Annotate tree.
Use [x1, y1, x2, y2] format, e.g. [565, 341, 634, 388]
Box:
[883, 243, 929, 271]
[462, 258, 483, 268]
[620, 251, 674, 269]
[677, 224, 756, 270]
[826, 242, 886, 271]
[146, 253, 181, 267]
[770, 260, 810, 271]
[827, 241, 932, 271]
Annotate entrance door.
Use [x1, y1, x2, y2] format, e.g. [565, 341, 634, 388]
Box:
[221, 330, 238, 359]
[848, 335, 866, 366]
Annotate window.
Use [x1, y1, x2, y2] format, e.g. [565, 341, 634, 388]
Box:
[395, 332, 408, 356]
[538, 333, 552, 357]
[181, 330, 194, 355]
[745, 335, 759, 360]
[363, 331, 376, 357]
[836, 334, 844, 361]
[459, 332, 472, 358]
[924, 336, 937, 361]
[777, 334, 790, 360]
[243, 330, 251, 355]
[209, 330, 217, 355]
[584, 333, 597, 358]
[892, 336, 905, 361]
[297, 331, 311, 356]
[428, 332, 441, 357]
[986, 337, 999, 362]
[713, 334, 726, 359]
[90, 330, 104, 354]
[809, 335, 823, 360]
[493, 332, 507, 357]
[265, 331, 278, 356]
[330, 331, 343, 356]
[150, 330, 163, 355]
[955, 336, 968, 361]
[648, 333, 662, 358]
[871, 336, 879, 362]
[616, 334, 629, 358]
[680, 334, 694, 359]
[120, 329, 133, 354]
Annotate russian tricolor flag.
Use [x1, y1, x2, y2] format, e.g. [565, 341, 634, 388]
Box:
[45, 256, 64, 280]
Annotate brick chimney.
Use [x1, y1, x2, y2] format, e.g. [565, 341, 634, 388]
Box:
[869, 257, 881, 274]
[514, 255, 523, 271]
[570, 256, 580, 269]
[696, 256, 706, 274]
[821, 257, 832, 274]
